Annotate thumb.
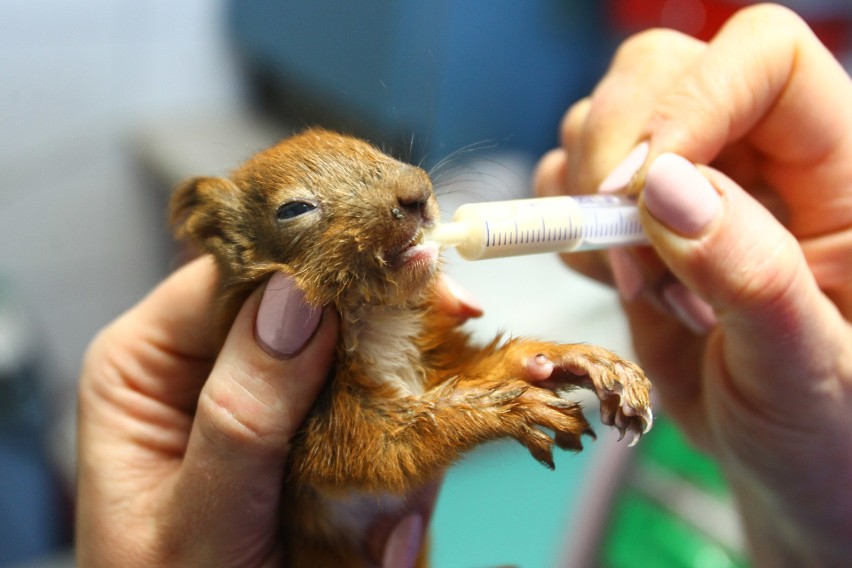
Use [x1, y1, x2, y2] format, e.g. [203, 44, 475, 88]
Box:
[164, 272, 338, 563]
[639, 153, 847, 414]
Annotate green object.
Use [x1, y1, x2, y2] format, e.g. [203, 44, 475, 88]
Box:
[600, 417, 751, 568]
[641, 417, 728, 497]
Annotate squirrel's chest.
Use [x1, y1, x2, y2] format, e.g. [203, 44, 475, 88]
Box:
[341, 306, 427, 396]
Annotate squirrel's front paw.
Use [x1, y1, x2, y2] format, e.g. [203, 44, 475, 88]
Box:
[502, 384, 596, 469]
[523, 345, 653, 446]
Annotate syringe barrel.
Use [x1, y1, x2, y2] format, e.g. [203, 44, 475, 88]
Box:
[449, 195, 646, 261]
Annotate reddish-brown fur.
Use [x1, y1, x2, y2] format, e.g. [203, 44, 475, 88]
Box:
[170, 128, 652, 567]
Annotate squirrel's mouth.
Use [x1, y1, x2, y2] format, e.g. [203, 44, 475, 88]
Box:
[383, 227, 440, 270]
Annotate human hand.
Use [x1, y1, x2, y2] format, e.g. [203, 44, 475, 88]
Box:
[535, 5, 852, 565]
[76, 256, 480, 567]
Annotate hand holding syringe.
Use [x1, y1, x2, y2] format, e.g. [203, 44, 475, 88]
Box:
[429, 195, 647, 260]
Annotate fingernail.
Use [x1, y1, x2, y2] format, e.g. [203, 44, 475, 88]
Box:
[382, 514, 424, 568]
[255, 272, 321, 358]
[643, 153, 720, 236]
[608, 249, 643, 302]
[599, 142, 649, 193]
[441, 274, 484, 317]
[662, 282, 716, 334]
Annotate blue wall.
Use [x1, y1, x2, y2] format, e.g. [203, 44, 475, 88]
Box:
[229, 0, 612, 165]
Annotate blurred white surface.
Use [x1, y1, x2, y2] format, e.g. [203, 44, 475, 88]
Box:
[0, 0, 243, 393]
[0, 3, 254, 528]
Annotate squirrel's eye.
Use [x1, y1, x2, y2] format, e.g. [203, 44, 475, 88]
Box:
[276, 201, 316, 221]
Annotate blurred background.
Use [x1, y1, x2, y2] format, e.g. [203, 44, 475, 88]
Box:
[1, 1, 849, 566]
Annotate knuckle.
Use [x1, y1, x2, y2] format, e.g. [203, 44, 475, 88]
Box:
[532, 148, 568, 198]
[728, 3, 807, 36]
[559, 97, 591, 148]
[196, 376, 291, 452]
[718, 4, 815, 63]
[612, 28, 700, 70]
[198, 390, 265, 447]
[713, 231, 804, 314]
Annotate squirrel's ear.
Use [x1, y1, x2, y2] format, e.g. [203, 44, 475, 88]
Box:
[169, 176, 239, 243]
[169, 176, 258, 276]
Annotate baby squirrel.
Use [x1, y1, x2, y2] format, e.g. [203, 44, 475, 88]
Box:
[170, 128, 652, 567]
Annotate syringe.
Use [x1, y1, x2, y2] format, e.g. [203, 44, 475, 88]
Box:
[429, 195, 646, 261]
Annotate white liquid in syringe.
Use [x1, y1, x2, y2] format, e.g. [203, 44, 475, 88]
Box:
[430, 195, 646, 261]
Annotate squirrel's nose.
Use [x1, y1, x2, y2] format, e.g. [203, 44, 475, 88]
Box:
[391, 195, 428, 220]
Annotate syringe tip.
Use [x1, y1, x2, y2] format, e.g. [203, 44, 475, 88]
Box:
[427, 222, 468, 248]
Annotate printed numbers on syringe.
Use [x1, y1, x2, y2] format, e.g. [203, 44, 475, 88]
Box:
[485, 219, 581, 247]
[484, 209, 642, 250]
[576, 204, 646, 249]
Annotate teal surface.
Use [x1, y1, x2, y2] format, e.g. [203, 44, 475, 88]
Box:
[431, 436, 598, 567]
